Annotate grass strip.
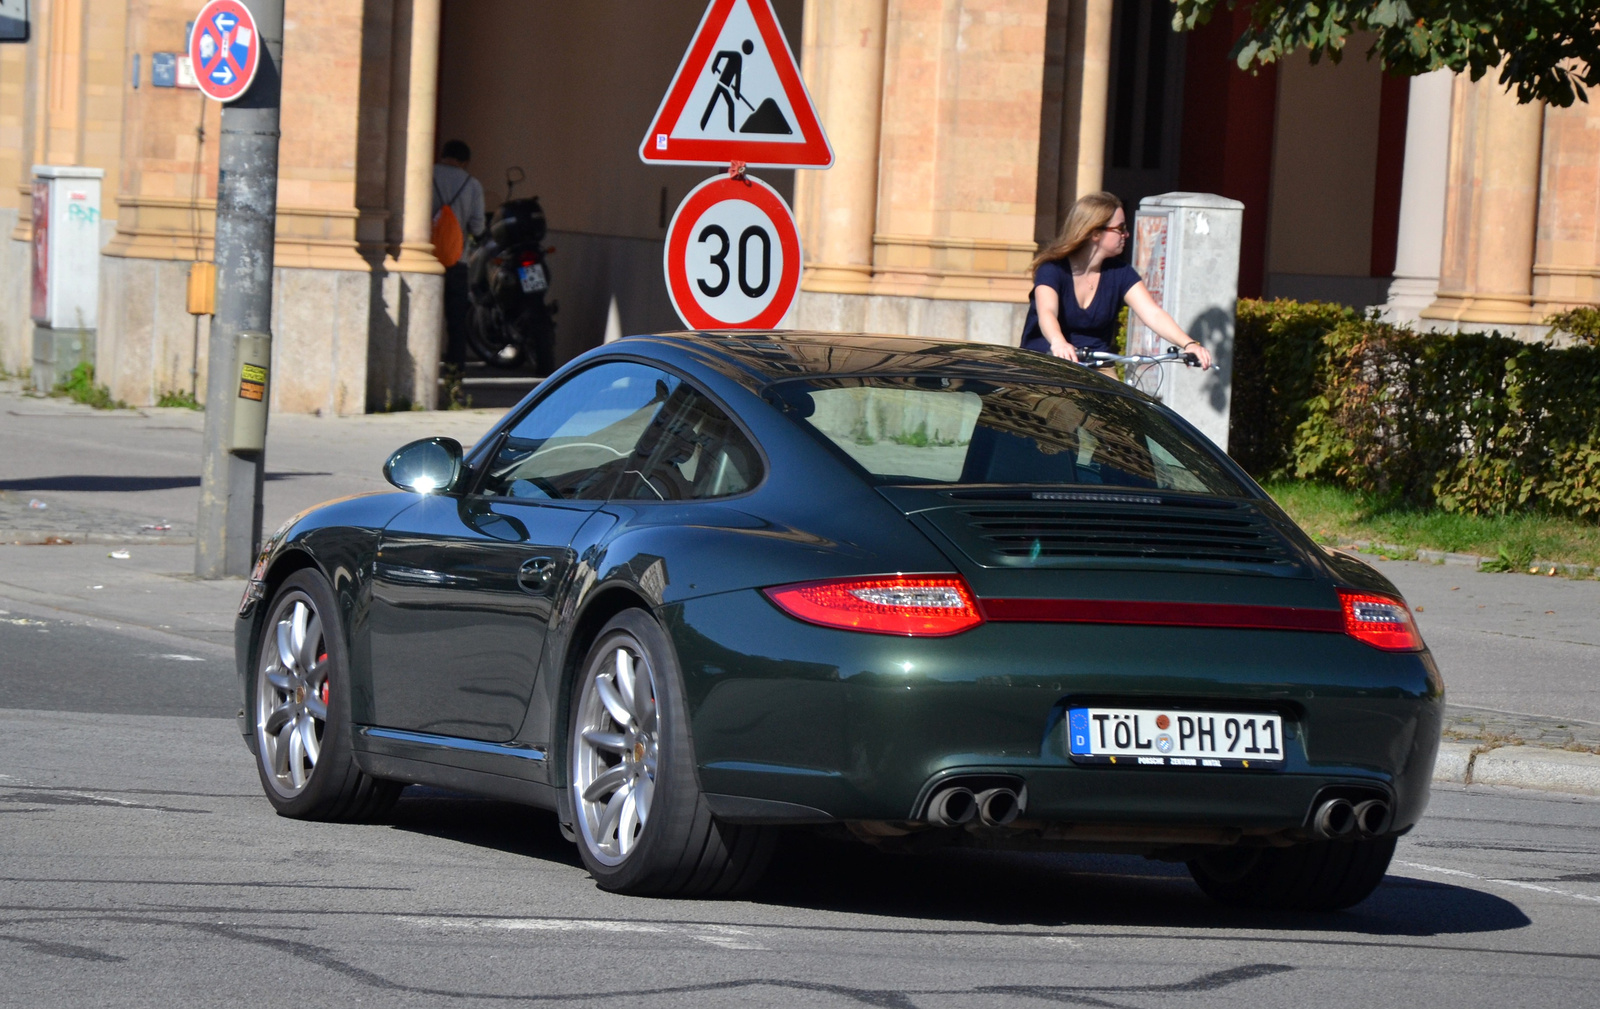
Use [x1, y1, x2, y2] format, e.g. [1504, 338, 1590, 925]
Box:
[1263, 480, 1600, 572]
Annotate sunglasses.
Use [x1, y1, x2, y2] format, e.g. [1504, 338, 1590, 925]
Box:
[1099, 224, 1130, 235]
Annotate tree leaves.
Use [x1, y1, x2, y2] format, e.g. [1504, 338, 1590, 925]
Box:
[1172, 0, 1600, 106]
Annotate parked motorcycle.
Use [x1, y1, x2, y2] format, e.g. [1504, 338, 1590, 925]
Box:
[464, 166, 558, 372]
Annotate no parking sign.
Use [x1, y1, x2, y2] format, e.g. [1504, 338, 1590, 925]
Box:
[189, 0, 261, 102]
[664, 174, 802, 330]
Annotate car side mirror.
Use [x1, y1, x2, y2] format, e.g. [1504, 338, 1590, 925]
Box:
[383, 437, 464, 494]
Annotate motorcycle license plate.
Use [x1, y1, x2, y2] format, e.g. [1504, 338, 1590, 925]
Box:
[1066, 707, 1285, 769]
[518, 263, 547, 293]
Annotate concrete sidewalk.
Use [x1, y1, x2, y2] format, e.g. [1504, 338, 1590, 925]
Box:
[0, 378, 503, 543]
[2, 380, 1597, 795]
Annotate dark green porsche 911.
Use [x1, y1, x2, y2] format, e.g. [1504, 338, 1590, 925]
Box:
[236, 332, 1442, 909]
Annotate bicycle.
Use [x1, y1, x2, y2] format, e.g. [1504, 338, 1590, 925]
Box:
[1079, 347, 1215, 396]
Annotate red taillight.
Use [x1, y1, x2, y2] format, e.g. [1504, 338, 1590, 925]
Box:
[1338, 590, 1424, 651]
[764, 575, 983, 637]
[518, 252, 539, 267]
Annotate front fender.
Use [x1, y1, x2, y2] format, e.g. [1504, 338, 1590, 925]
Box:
[235, 492, 421, 729]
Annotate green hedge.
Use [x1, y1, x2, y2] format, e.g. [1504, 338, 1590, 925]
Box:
[1228, 299, 1354, 478]
[1229, 300, 1600, 519]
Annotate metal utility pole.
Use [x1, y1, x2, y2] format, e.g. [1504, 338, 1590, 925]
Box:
[196, 0, 284, 579]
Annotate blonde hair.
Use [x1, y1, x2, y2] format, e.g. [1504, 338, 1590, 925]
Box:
[1031, 191, 1124, 271]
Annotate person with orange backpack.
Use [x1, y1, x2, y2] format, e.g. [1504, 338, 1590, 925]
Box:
[433, 140, 485, 372]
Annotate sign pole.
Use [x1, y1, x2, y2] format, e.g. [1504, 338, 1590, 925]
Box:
[195, 0, 282, 579]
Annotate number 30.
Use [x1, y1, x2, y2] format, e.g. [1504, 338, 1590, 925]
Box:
[697, 224, 771, 299]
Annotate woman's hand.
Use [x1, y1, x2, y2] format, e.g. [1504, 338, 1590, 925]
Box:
[1183, 342, 1214, 370]
[1047, 339, 1080, 363]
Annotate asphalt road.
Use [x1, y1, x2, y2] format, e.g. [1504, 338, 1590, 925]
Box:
[1365, 555, 1600, 724]
[2, 611, 1598, 1007]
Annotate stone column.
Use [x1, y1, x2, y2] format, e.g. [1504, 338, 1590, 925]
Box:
[385, 0, 444, 409]
[1382, 68, 1452, 324]
[43, 0, 85, 164]
[1056, 0, 1112, 216]
[794, 0, 888, 299]
[1422, 74, 1544, 328]
[869, 0, 1049, 313]
[1533, 99, 1600, 317]
[392, 0, 442, 277]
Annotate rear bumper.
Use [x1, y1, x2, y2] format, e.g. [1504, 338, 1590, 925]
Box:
[669, 591, 1443, 839]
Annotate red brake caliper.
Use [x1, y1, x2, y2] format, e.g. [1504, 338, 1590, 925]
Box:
[318, 654, 329, 707]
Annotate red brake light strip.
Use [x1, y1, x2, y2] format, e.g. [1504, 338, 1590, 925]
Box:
[979, 598, 1344, 633]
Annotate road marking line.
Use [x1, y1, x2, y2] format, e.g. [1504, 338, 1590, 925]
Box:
[1396, 860, 1600, 905]
[401, 916, 668, 933]
[0, 774, 148, 808]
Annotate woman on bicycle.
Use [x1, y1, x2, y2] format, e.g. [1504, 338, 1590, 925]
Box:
[1020, 191, 1213, 369]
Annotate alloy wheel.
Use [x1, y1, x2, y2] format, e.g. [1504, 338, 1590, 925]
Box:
[255, 591, 330, 798]
[571, 638, 659, 866]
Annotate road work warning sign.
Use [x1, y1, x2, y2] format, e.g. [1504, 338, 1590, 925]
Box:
[640, 0, 831, 169]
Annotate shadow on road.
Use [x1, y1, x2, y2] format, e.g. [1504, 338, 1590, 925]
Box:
[0, 473, 332, 492]
[381, 792, 1529, 937]
[749, 833, 1531, 937]
[388, 790, 582, 868]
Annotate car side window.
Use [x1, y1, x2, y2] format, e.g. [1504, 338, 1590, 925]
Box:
[478, 363, 678, 501]
[611, 384, 763, 501]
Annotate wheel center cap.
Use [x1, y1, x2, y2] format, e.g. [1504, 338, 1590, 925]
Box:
[633, 741, 646, 762]
[295, 685, 306, 703]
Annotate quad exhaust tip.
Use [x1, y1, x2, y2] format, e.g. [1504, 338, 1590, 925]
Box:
[925, 783, 1027, 827]
[1312, 796, 1391, 840]
[926, 786, 977, 826]
[975, 787, 1022, 827]
[1352, 798, 1392, 836]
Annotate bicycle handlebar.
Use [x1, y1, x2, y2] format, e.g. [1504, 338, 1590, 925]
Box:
[1081, 348, 1214, 371]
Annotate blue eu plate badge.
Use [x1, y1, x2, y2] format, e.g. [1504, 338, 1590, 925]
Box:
[1068, 709, 1091, 755]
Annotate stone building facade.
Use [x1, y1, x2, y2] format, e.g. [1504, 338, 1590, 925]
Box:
[0, 0, 1595, 414]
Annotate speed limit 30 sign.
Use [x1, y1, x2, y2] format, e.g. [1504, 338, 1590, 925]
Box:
[664, 174, 801, 330]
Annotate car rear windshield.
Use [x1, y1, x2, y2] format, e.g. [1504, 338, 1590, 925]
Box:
[767, 377, 1246, 496]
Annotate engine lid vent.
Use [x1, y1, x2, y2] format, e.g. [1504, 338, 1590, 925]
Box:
[922, 498, 1305, 574]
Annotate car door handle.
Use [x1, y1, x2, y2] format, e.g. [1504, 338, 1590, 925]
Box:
[518, 556, 557, 593]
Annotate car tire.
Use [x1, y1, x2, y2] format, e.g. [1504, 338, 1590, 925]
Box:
[1187, 835, 1397, 911]
[250, 570, 402, 822]
[568, 609, 775, 897]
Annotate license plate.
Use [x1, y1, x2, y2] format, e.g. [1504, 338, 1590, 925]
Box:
[518, 263, 547, 293]
[1066, 707, 1285, 769]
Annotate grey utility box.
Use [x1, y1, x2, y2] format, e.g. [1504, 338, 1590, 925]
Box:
[1126, 192, 1243, 452]
[30, 164, 105, 392]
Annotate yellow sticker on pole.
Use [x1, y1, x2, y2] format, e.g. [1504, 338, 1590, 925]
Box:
[239, 362, 268, 402]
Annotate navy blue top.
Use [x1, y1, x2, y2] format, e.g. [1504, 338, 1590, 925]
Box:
[1019, 257, 1142, 355]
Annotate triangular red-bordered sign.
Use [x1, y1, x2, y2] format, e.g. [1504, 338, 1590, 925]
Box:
[640, 0, 832, 169]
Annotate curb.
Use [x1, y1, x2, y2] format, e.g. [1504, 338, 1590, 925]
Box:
[1337, 539, 1595, 579]
[1433, 742, 1600, 796]
[1, 530, 196, 546]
